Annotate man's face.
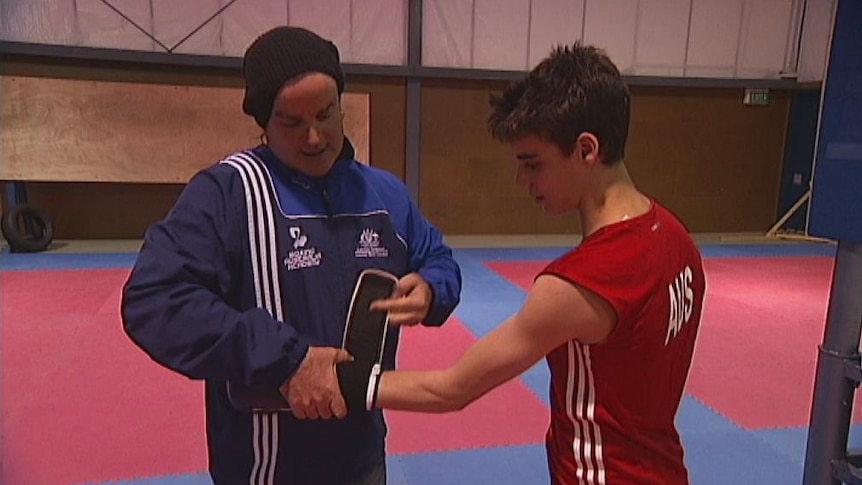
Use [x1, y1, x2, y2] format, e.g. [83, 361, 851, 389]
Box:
[265, 72, 345, 177]
[509, 134, 586, 216]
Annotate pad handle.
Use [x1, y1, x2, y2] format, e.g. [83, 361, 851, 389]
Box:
[336, 361, 382, 411]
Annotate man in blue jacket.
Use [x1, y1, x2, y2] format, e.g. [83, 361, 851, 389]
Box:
[121, 26, 461, 485]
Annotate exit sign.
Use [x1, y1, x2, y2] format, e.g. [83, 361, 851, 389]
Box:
[743, 88, 770, 106]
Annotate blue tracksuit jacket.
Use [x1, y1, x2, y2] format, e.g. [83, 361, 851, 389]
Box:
[121, 142, 461, 484]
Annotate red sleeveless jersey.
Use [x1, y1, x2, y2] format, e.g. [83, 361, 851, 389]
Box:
[540, 201, 705, 485]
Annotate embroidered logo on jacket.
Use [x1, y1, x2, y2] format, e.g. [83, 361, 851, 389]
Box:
[354, 228, 389, 258]
[285, 227, 322, 270]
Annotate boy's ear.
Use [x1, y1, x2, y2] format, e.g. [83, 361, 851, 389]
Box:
[576, 132, 600, 162]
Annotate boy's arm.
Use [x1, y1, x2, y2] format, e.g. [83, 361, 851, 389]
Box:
[339, 274, 616, 413]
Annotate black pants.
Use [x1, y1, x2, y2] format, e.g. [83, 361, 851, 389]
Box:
[211, 460, 385, 485]
[350, 461, 386, 485]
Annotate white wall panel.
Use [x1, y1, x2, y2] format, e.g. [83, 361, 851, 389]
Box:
[583, 0, 637, 73]
[220, 0, 288, 57]
[797, 0, 837, 82]
[528, 0, 584, 68]
[351, 0, 406, 65]
[422, 0, 473, 68]
[0, 0, 821, 82]
[288, 0, 351, 62]
[149, 0, 225, 55]
[632, 0, 690, 76]
[472, 0, 530, 70]
[737, 0, 794, 78]
[0, 0, 76, 45]
[74, 0, 156, 51]
[686, 0, 744, 77]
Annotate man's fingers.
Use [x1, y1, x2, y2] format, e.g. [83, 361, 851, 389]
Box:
[291, 405, 308, 419]
[333, 348, 353, 363]
[316, 404, 333, 420]
[293, 397, 345, 420]
[369, 297, 398, 312]
[370, 273, 431, 319]
[371, 296, 419, 313]
[331, 394, 348, 418]
[386, 312, 423, 326]
[292, 400, 323, 420]
[282, 346, 355, 420]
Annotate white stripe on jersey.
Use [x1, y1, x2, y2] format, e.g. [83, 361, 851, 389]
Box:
[566, 343, 586, 480]
[566, 342, 607, 484]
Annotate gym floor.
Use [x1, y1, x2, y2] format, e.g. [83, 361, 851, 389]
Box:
[1, 234, 858, 485]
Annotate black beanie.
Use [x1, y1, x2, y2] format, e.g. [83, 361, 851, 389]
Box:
[242, 26, 346, 128]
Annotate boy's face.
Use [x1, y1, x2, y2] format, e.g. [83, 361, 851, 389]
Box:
[508, 134, 587, 216]
[266, 72, 345, 177]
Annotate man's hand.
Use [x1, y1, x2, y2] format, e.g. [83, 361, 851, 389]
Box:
[369, 272, 432, 326]
[280, 346, 352, 420]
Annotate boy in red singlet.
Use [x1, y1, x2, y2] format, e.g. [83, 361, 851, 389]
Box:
[337, 42, 705, 484]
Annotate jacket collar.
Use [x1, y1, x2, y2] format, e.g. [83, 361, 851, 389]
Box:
[257, 138, 356, 188]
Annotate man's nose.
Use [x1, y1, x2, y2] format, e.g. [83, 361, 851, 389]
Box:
[306, 125, 322, 146]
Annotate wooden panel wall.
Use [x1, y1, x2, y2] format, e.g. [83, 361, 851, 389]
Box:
[627, 86, 790, 233]
[348, 76, 406, 181]
[420, 79, 580, 234]
[0, 56, 402, 238]
[1, 55, 790, 238]
[1, 76, 368, 182]
[419, 79, 791, 235]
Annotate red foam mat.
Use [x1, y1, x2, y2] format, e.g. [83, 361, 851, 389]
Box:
[685, 257, 844, 429]
[1, 269, 207, 485]
[1, 269, 549, 485]
[487, 256, 861, 430]
[387, 319, 549, 454]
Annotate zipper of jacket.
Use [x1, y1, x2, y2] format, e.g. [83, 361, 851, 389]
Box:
[320, 179, 351, 323]
[322, 186, 334, 218]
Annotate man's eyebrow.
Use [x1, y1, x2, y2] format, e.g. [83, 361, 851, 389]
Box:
[516, 153, 539, 160]
[273, 100, 337, 120]
[319, 101, 337, 114]
[273, 111, 300, 121]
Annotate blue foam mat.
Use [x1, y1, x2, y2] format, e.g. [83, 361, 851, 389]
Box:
[3, 241, 844, 485]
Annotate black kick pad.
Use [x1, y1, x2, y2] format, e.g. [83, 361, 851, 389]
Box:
[228, 269, 398, 412]
[341, 269, 399, 362]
